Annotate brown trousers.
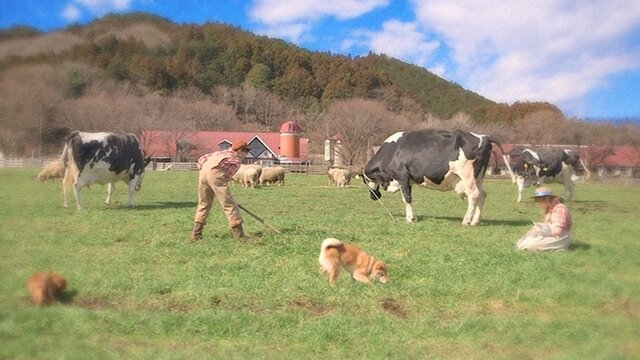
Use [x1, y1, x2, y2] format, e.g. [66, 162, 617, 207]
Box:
[194, 165, 243, 228]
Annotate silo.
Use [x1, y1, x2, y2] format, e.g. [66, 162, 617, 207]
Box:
[279, 120, 302, 160]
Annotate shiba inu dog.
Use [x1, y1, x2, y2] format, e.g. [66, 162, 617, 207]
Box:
[319, 238, 388, 284]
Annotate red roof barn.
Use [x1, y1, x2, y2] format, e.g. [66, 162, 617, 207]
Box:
[141, 120, 308, 164]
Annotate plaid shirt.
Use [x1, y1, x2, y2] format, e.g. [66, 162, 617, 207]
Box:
[546, 202, 572, 235]
[197, 150, 241, 179]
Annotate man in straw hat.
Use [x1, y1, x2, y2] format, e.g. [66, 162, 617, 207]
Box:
[516, 186, 573, 251]
[191, 141, 252, 240]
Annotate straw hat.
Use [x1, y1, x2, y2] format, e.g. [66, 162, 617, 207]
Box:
[531, 186, 557, 199]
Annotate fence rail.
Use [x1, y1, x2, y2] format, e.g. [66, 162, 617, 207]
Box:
[0, 158, 48, 168]
[2, 158, 636, 179]
[150, 162, 355, 175]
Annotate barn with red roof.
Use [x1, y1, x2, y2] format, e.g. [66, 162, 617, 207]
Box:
[141, 120, 309, 165]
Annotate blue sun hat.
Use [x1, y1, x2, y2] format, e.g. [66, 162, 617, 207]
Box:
[532, 187, 556, 199]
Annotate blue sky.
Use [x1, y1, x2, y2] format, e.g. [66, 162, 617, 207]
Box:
[2, 0, 639, 120]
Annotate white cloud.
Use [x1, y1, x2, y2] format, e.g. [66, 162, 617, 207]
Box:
[342, 20, 440, 68]
[63, 0, 132, 18]
[368, 20, 439, 66]
[411, 0, 640, 107]
[62, 4, 82, 22]
[249, 0, 388, 42]
[250, 0, 389, 23]
[75, 0, 132, 12]
[259, 22, 308, 43]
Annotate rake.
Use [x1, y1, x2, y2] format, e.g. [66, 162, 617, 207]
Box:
[237, 202, 281, 233]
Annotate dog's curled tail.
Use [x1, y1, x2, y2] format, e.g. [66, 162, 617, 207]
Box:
[321, 237, 343, 251]
[319, 238, 343, 269]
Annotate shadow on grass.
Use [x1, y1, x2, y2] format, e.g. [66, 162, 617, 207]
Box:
[110, 201, 195, 210]
[58, 289, 78, 304]
[571, 200, 607, 205]
[415, 215, 531, 227]
[569, 241, 591, 251]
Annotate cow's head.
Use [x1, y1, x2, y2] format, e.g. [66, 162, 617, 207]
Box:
[563, 151, 585, 174]
[362, 173, 382, 200]
[132, 157, 152, 191]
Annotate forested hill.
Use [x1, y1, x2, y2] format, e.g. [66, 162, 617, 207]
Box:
[0, 12, 559, 125]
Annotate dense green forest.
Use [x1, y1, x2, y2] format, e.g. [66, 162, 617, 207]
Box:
[0, 13, 637, 158]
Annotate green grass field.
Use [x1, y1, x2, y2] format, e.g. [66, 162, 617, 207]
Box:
[1, 169, 639, 359]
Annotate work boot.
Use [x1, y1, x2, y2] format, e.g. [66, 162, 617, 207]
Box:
[190, 222, 204, 241]
[231, 224, 245, 238]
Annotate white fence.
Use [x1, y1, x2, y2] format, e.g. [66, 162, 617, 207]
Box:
[151, 162, 338, 175]
[3, 158, 636, 179]
[0, 158, 50, 168]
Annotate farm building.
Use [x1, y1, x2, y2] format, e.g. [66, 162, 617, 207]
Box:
[141, 120, 309, 165]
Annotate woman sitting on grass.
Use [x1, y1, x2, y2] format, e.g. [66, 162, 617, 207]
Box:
[517, 187, 572, 251]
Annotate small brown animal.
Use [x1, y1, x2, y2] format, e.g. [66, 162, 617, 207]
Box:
[26, 272, 67, 306]
[37, 160, 65, 181]
[319, 238, 389, 284]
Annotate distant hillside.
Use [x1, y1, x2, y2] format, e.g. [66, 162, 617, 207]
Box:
[358, 55, 498, 121]
[0, 12, 560, 124]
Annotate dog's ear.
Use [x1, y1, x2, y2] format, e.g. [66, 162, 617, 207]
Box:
[375, 261, 388, 271]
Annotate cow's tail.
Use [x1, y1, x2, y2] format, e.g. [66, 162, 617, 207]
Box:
[489, 137, 516, 183]
[59, 141, 71, 168]
[59, 130, 79, 168]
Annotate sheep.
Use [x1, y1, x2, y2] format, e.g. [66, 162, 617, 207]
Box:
[327, 167, 351, 188]
[37, 160, 65, 181]
[231, 164, 252, 185]
[259, 166, 286, 186]
[243, 167, 260, 188]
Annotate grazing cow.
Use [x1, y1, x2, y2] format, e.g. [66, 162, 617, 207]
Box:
[363, 129, 512, 225]
[61, 131, 150, 210]
[510, 147, 591, 202]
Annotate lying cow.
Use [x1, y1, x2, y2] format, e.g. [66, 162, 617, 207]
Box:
[363, 129, 512, 225]
[60, 131, 150, 210]
[510, 147, 591, 202]
[327, 167, 351, 188]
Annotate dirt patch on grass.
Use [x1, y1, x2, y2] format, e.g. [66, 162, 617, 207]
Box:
[602, 296, 640, 320]
[291, 296, 330, 315]
[74, 296, 114, 310]
[381, 298, 408, 318]
[572, 200, 608, 214]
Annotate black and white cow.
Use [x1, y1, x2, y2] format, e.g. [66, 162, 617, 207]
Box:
[60, 131, 150, 210]
[510, 147, 590, 203]
[363, 129, 512, 225]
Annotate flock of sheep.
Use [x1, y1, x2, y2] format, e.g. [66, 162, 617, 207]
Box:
[230, 164, 353, 189]
[231, 164, 286, 188]
[37, 159, 355, 190]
